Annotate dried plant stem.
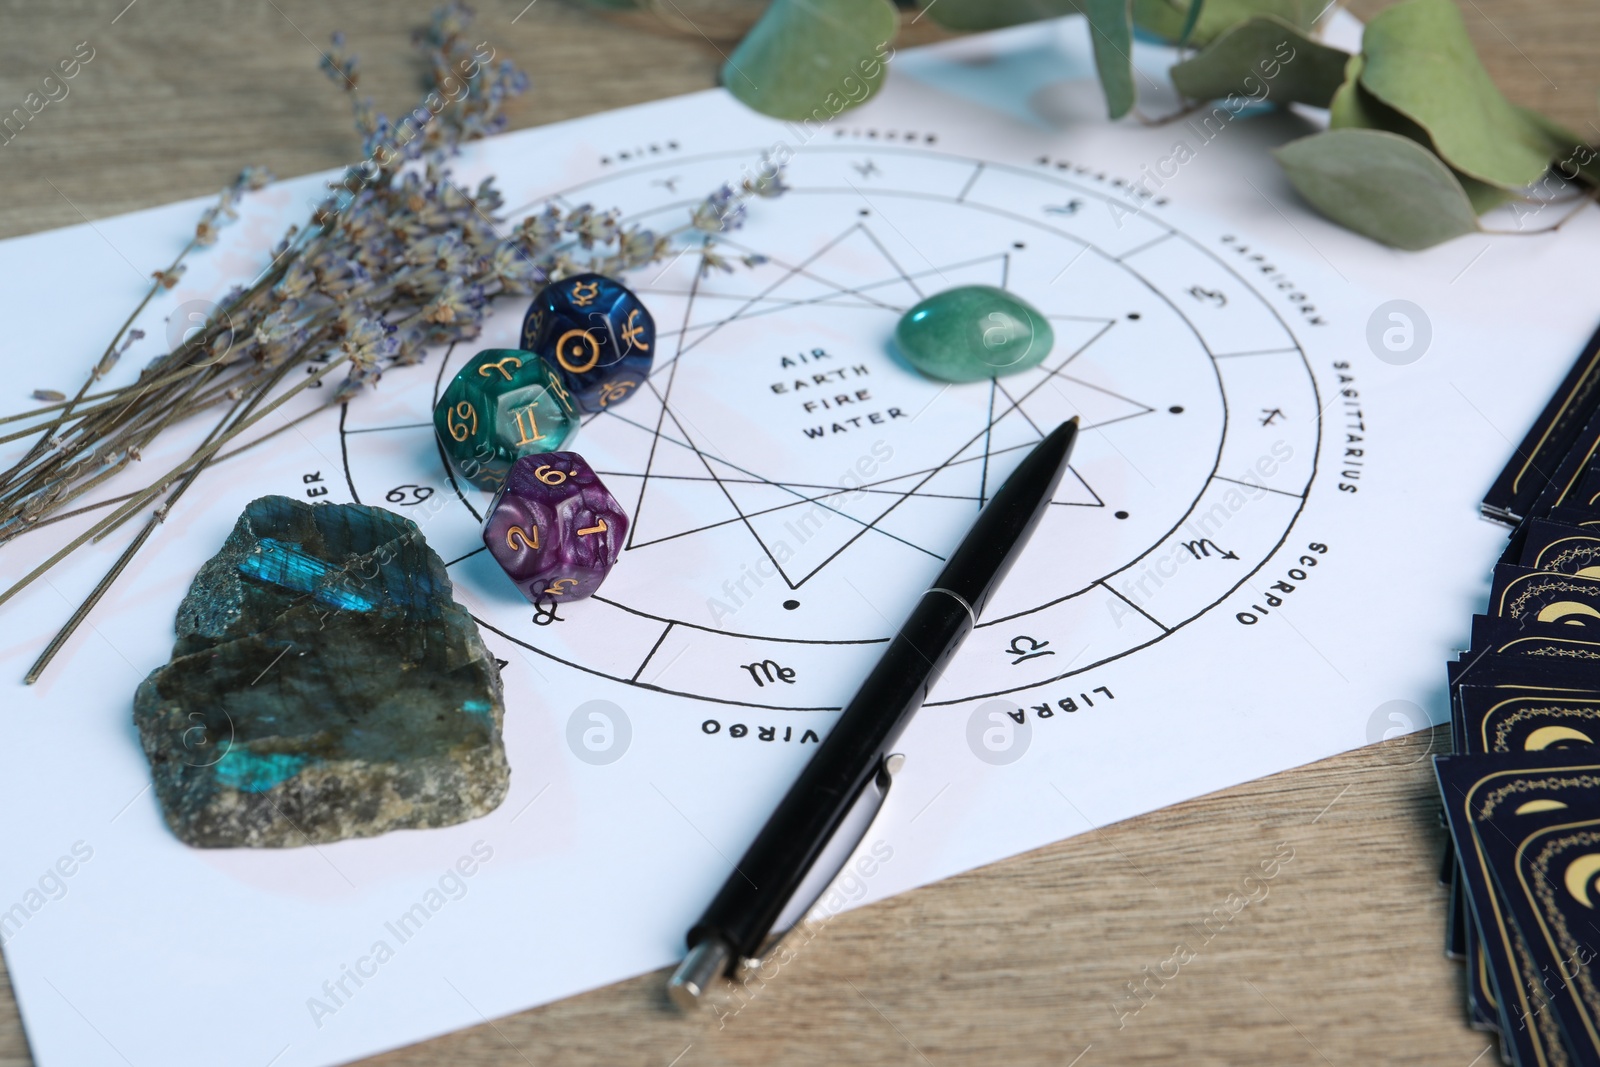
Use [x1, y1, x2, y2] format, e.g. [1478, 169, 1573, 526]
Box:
[3, 286, 162, 484]
[1, 372, 199, 504]
[0, 278, 313, 531]
[1481, 190, 1599, 235]
[210, 405, 329, 462]
[0, 354, 348, 612]
[3, 402, 329, 545]
[22, 509, 162, 685]
[7, 291, 356, 548]
[0, 367, 220, 528]
[90, 356, 345, 541]
[1, 377, 258, 539]
[0, 236, 206, 488]
[2, 488, 141, 540]
[23, 383, 248, 684]
[0, 357, 249, 435]
[90, 372, 236, 543]
[0, 231, 317, 521]
[93, 358, 299, 544]
[0, 459, 132, 543]
[0, 372, 182, 435]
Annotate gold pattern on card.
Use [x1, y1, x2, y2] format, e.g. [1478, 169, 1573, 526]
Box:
[1537, 601, 1600, 624]
[1525, 725, 1598, 750]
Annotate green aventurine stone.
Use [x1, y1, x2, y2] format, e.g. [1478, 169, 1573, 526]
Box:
[895, 286, 1054, 383]
[133, 496, 510, 848]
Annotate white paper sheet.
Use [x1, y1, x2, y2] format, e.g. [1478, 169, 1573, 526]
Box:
[2, 14, 1598, 1067]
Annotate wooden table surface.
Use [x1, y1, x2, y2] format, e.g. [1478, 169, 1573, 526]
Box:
[1, 2, 1596, 1064]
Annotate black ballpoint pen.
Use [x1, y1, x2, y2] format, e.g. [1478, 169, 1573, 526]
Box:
[667, 416, 1081, 1007]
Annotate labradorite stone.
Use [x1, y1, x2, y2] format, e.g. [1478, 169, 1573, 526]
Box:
[133, 495, 509, 848]
[895, 285, 1054, 383]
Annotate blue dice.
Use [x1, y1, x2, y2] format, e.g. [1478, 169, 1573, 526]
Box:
[520, 273, 655, 414]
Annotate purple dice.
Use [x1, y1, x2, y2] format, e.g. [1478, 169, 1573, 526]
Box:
[482, 452, 628, 603]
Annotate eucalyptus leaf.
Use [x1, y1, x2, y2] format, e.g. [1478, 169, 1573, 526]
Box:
[1084, 0, 1137, 119]
[1169, 15, 1348, 107]
[1133, 0, 1317, 47]
[720, 0, 897, 122]
[920, 0, 1082, 32]
[1275, 128, 1481, 250]
[1517, 107, 1600, 188]
[921, 0, 1136, 118]
[1359, 0, 1553, 189]
[1327, 53, 1377, 130]
[1176, 0, 1205, 45]
[1131, 0, 1185, 39]
[1457, 173, 1518, 215]
[1330, 54, 1514, 215]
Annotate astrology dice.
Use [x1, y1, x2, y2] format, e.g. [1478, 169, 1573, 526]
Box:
[433, 348, 579, 491]
[521, 272, 654, 414]
[482, 452, 629, 603]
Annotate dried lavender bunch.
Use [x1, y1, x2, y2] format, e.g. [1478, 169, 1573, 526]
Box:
[0, 1, 787, 681]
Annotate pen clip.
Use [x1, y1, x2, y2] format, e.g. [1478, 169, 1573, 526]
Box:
[744, 752, 905, 971]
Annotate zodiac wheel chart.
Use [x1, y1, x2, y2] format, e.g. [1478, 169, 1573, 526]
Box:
[340, 144, 1322, 712]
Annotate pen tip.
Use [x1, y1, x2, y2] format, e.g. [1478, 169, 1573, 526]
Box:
[1047, 418, 1080, 463]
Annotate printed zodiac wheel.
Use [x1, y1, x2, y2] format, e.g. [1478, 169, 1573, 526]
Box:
[341, 145, 1321, 711]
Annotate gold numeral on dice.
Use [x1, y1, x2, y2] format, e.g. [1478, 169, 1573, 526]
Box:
[533, 464, 568, 486]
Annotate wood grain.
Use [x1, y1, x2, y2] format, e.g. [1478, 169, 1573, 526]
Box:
[0, 2, 1594, 1064]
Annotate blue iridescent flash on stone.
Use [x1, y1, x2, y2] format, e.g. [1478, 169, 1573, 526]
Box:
[133, 496, 510, 848]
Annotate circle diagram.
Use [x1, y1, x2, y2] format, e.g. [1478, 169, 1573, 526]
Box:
[342, 146, 1321, 711]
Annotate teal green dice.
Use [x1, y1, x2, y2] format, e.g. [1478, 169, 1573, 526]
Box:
[895, 285, 1054, 383]
[434, 349, 579, 491]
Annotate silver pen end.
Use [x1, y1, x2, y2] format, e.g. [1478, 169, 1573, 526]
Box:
[667, 937, 732, 1011]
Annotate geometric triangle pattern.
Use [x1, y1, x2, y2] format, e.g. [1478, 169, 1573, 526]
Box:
[591, 222, 1154, 589]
